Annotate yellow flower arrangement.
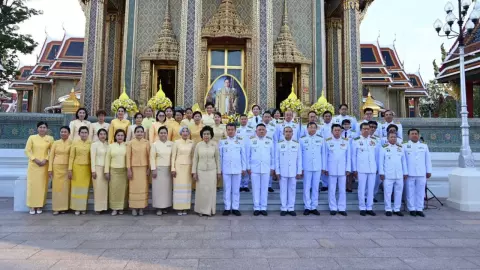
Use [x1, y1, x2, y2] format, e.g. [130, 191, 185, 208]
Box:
[147, 81, 173, 111]
[227, 113, 240, 124]
[111, 85, 138, 114]
[280, 85, 305, 113]
[310, 90, 334, 116]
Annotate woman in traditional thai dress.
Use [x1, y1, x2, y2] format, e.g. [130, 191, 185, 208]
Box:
[149, 110, 167, 144]
[25, 121, 54, 215]
[150, 126, 173, 216]
[180, 107, 194, 127]
[212, 112, 226, 190]
[89, 109, 109, 142]
[189, 111, 204, 145]
[68, 126, 92, 215]
[141, 107, 156, 141]
[171, 126, 194, 215]
[168, 110, 183, 142]
[90, 128, 109, 214]
[105, 129, 128, 216]
[192, 126, 221, 217]
[108, 106, 130, 144]
[127, 126, 150, 216]
[48, 126, 72, 215]
[165, 106, 176, 130]
[69, 108, 91, 141]
[126, 112, 144, 142]
[271, 109, 282, 125]
[201, 102, 215, 127]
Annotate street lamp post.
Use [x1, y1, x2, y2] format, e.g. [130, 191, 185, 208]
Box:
[434, 0, 477, 168]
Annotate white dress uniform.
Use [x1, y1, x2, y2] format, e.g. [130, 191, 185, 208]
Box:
[248, 115, 262, 127]
[403, 140, 432, 212]
[379, 143, 408, 212]
[325, 137, 351, 212]
[246, 135, 275, 211]
[237, 125, 255, 188]
[219, 136, 246, 211]
[381, 121, 403, 141]
[341, 129, 357, 141]
[352, 135, 380, 211]
[370, 134, 382, 197]
[319, 122, 332, 188]
[299, 122, 321, 138]
[333, 115, 358, 131]
[262, 121, 277, 188]
[275, 139, 302, 212]
[300, 134, 326, 211]
[275, 120, 300, 142]
[361, 119, 381, 137]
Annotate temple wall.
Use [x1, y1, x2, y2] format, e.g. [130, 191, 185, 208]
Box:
[54, 79, 76, 102]
[388, 90, 401, 116]
[368, 86, 387, 107]
[38, 84, 52, 112]
[202, 0, 252, 26]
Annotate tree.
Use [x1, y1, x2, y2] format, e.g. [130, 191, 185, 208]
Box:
[0, 0, 41, 88]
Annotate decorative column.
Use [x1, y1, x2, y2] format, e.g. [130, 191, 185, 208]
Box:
[399, 90, 406, 117]
[314, 0, 327, 99]
[16, 91, 23, 112]
[103, 12, 124, 111]
[81, 0, 106, 115]
[326, 17, 342, 108]
[466, 81, 474, 118]
[31, 84, 39, 113]
[343, 0, 362, 117]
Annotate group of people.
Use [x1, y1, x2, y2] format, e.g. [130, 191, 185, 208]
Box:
[24, 102, 432, 218]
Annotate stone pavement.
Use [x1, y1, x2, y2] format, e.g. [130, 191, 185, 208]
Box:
[1, 198, 480, 270]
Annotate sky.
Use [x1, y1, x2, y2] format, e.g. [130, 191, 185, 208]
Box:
[17, 0, 459, 82]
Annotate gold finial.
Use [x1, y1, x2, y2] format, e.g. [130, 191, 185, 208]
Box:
[192, 103, 201, 112]
[119, 84, 130, 101]
[287, 83, 298, 99]
[155, 80, 166, 98]
[362, 91, 381, 117]
[61, 88, 81, 114]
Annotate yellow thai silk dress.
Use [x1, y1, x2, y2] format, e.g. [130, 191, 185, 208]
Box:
[24, 134, 54, 208]
[192, 141, 220, 216]
[171, 138, 194, 210]
[149, 122, 166, 144]
[89, 122, 110, 142]
[202, 113, 215, 127]
[126, 124, 143, 142]
[142, 117, 156, 140]
[48, 139, 72, 211]
[127, 138, 150, 209]
[69, 119, 91, 141]
[90, 141, 109, 211]
[69, 139, 92, 211]
[212, 124, 225, 188]
[105, 142, 128, 210]
[108, 119, 130, 144]
[168, 121, 182, 142]
[180, 118, 194, 127]
[189, 122, 204, 145]
[150, 140, 173, 209]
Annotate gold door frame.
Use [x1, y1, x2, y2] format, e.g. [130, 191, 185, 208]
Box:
[274, 66, 298, 95]
[207, 46, 245, 86]
[151, 63, 177, 100]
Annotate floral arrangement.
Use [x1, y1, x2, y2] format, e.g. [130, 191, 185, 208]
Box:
[280, 85, 305, 112]
[111, 85, 138, 114]
[147, 81, 172, 111]
[226, 113, 240, 125]
[310, 90, 334, 116]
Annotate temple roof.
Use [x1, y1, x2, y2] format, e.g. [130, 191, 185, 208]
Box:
[406, 72, 427, 97]
[360, 42, 392, 85]
[202, 0, 251, 39]
[380, 45, 412, 90]
[10, 66, 34, 91]
[46, 34, 84, 79]
[273, 0, 311, 65]
[28, 36, 61, 83]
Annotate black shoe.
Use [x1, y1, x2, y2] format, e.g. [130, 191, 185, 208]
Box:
[261, 210, 268, 216]
[244, 187, 250, 192]
[288, 211, 296, 216]
[410, 211, 416, 217]
[303, 209, 310, 216]
[280, 211, 287, 216]
[222, 210, 231, 216]
[366, 210, 376, 216]
[232, 210, 242, 216]
[320, 187, 328, 192]
[330, 211, 337, 216]
[394, 211, 404, 217]
[416, 211, 425, 217]
[310, 209, 320, 216]
[373, 198, 378, 203]
[268, 187, 274, 193]
[239, 187, 244, 192]
[339, 211, 347, 216]
[360, 210, 366, 216]
[385, 211, 392, 216]
[253, 210, 260, 216]
[346, 189, 353, 193]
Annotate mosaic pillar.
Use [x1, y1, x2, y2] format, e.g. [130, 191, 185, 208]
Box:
[121, 0, 136, 98]
[256, 0, 273, 109]
[314, 0, 326, 99]
[82, 0, 105, 115]
[326, 17, 342, 109]
[343, 0, 362, 118]
[103, 13, 124, 111]
[139, 60, 151, 109]
[16, 91, 23, 113]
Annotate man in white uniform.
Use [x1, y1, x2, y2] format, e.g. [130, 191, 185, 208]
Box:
[248, 105, 262, 127]
[246, 124, 275, 216]
[300, 111, 319, 138]
[361, 108, 381, 137]
[333, 104, 358, 132]
[276, 127, 302, 216]
[352, 123, 380, 216]
[300, 122, 325, 216]
[368, 121, 382, 203]
[319, 110, 334, 191]
[381, 110, 403, 141]
[219, 123, 246, 216]
[403, 128, 432, 217]
[261, 111, 277, 192]
[275, 110, 300, 142]
[325, 124, 351, 216]
[379, 133, 408, 216]
[237, 114, 255, 192]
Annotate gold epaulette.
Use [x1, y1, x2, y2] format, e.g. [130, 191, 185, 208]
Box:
[383, 144, 389, 148]
[269, 122, 275, 127]
[316, 134, 322, 137]
[326, 137, 332, 141]
[236, 136, 243, 140]
[250, 136, 256, 139]
[396, 143, 403, 147]
[279, 139, 284, 143]
[266, 136, 272, 140]
[354, 137, 360, 141]
[292, 139, 298, 143]
[301, 135, 306, 138]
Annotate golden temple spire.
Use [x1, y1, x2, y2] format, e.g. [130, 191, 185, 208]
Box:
[362, 91, 381, 117]
[119, 84, 130, 101]
[201, 0, 251, 39]
[156, 80, 166, 98]
[62, 88, 81, 114]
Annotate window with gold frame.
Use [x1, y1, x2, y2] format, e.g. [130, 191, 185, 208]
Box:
[208, 48, 244, 85]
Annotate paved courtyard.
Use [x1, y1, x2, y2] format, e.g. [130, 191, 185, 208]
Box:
[1, 199, 480, 269]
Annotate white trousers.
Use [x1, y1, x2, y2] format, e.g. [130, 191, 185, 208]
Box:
[358, 173, 376, 210]
[303, 171, 321, 210]
[223, 174, 241, 210]
[321, 174, 328, 187]
[280, 176, 297, 211]
[328, 175, 346, 211]
[251, 173, 270, 210]
[268, 175, 273, 188]
[384, 179, 403, 212]
[406, 176, 426, 211]
[240, 173, 250, 188]
[366, 174, 381, 198]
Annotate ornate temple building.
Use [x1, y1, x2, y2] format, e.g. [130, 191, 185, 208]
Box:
[78, 0, 375, 116]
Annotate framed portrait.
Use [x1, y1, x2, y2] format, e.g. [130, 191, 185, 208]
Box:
[205, 74, 247, 115]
